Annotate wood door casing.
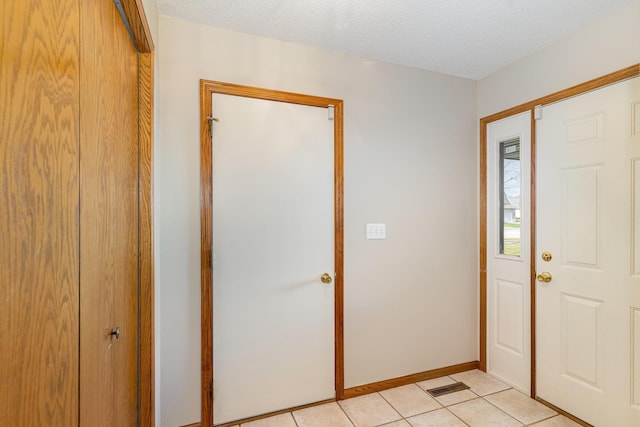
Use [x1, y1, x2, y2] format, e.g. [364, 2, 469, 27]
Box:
[0, 1, 81, 425]
[79, 0, 140, 424]
[200, 81, 345, 426]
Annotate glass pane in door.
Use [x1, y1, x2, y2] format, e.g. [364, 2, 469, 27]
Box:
[499, 139, 521, 256]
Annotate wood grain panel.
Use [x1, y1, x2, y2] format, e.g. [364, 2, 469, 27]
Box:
[79, 0, 139, 425]
[342, 361, 480, 399]
[0, 1, 80, 425]
[479, 119, 487, 372]
[139, 51, 155, 427]
[200, 79, 214, 427]
[118, 0, 154, 53]
[200, 80, 344, 426]
[333, 101, 345, 401]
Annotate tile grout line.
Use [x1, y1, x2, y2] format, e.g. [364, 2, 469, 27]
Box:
[408, 381, 472, 427]
[289, 410, 300, 427]
[423, 382, 474, 427]
[376, 389, 409, 423]
[335, 399, 357, 427]
[376, 380, 478, 427]
[523, 414, 562, 426]
[243, 372, 557, 427]
[480, 387, 562, 426]
[479, 392, 530, 426]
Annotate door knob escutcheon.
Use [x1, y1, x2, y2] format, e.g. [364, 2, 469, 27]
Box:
[321, 273, 333, 284]
[537, 272, 552, 283]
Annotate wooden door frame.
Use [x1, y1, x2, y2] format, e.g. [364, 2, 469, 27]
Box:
[479, 64, 639, 402]
[199, 80, 345, 427]
[117, 1, 155, 425]
[139, 50, 155, 427]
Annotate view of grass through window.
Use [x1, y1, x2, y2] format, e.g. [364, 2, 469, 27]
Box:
[499, 139, 521, 257]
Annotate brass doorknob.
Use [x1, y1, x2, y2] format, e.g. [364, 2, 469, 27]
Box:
[321, 273, 333, 284]
[537, 272, 552, 283]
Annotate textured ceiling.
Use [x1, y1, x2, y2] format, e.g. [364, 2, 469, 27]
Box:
[157, 0, 634, 80]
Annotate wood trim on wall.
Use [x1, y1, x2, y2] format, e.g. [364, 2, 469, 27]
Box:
[139, 50, 155, 427]
[184, 360, 479, 427]
[479, 120, 487, 372]
[199, 81, 214, 427]
[214, 399, 335, 427]
[529, 108, 537, 398]
[118, 0, 154, 53]
[481, 65, 639, 125]
[343, 361, 480, 399]
[199, 80, 345, 427]
[478, 63, 640, 396]
[120, 0, 155, 424]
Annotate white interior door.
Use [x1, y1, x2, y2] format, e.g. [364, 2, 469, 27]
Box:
[486, 111, 531, 393]
[536, 76, 640, 426]
[212, 94, 335, 424]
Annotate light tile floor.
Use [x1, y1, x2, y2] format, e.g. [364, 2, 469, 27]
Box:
[231, 370, 582, 427]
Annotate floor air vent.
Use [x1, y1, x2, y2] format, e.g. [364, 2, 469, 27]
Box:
[426, 382, 470, 397]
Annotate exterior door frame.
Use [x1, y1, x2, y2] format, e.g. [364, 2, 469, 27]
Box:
[199, 80, 345, 427]
[479, 64, 639, 420]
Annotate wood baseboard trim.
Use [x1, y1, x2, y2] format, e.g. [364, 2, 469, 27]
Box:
[535, 397, 592, 427]
[342, 361, 480, 399]
[210, 398, 335, 427]
[187, 362, 478, 426]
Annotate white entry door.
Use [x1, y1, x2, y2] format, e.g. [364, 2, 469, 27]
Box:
[536, 76, 640, 426]
[486, 111, 531, 393]
[212, 94, 335, 424]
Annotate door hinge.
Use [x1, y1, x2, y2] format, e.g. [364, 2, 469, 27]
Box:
[204, 249, 213, 269]
[210, 380, 213, 402]
[534, 105, 543, 120]
[328, 105, 335, 121]
[206, 116, 219, 136]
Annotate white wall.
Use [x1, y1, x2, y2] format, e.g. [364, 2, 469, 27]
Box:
[141, 0, 158, 43]
[478, 0, 640, 117]
[157, 15, 478, 427]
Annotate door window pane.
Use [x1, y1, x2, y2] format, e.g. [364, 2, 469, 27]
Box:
[499, 139, 521, 256]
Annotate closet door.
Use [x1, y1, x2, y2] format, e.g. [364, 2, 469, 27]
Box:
[79, 0, 140, 425]
[0, 1, 81, 425]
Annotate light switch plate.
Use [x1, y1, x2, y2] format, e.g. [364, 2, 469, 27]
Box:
[366, 223, 386, 239]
